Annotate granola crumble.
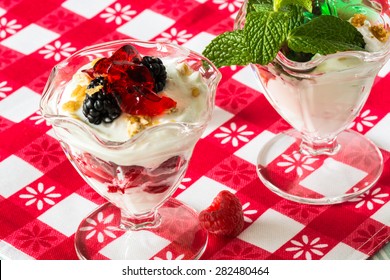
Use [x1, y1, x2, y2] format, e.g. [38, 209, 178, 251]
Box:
[370, 24, 390, 42]
[127, 115, 153, 137]
[351, 14, 366, 27]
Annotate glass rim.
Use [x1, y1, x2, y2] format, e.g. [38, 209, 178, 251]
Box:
[40, 39, 222, 148]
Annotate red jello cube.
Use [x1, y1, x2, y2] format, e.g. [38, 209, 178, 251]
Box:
[84, 44, 176, 117]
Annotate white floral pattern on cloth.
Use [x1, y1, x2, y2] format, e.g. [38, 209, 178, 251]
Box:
[156, 28, 193, 45]
[100, 3, 137, 25]
[79, 212, 117, 243]
[212, 0, 245, 12]
[19, 183, 61, 211]
[348, 109, 378, 132]
[0, 17, 22, 38]
[215, 123, 254, 147]
[0, 81, 12, 99]
[178, 177, 191, 190]
[286, 235, 328, 260]
[29, 110, 50, 126]
[38, 41, 77, 61]
[349, 187, 389, 210]
[242, 202, 257, 223]
[154, 251, 185, 260]
[276, 152, 318, 176]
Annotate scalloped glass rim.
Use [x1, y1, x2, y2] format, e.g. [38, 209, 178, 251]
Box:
[40, 39, 221, 149]
[274, 40, 390, 72]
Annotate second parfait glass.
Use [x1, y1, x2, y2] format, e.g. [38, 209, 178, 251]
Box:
[235, 0, 390, 204]
[40, 40, 221, 259]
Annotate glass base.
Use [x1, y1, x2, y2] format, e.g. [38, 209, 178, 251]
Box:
[257, 129, 383, 205]
[74, 198, 208, 260]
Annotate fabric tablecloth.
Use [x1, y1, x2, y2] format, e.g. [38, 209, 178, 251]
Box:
[0, 0, 389, 260]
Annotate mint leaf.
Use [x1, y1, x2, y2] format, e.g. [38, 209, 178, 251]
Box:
[251, 3, 273, 13]
[274, 0, 312, 12]
[245, 11, 289, 65]
[202, 30, 252, 68]
[287, 15, 365, 55]
[283, 5, 305, 31]
[244, 8, 303, 65]
[247, 0, 273, 13]
[288, 37, 364, 55]
[248, 0, 273, 4]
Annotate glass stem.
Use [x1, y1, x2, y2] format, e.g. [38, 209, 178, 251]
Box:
[300, 135, 340, 156]
[120, 209, 161, 231]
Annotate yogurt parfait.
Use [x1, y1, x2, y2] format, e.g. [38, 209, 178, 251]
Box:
[203, 0, 390, 204]
[40, 40, 221, 259]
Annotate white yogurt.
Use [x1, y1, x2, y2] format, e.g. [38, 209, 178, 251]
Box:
[59, 58, 208, 143]
[55, 57, 210, 167]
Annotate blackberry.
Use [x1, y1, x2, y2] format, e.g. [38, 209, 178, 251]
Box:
[141, 56, 167, 92]
[87, 76, 105, 89]
[82, 90, 121, 125]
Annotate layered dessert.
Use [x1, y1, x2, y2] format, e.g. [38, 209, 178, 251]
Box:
[258, 13, 390, 140]
[203, 0, 389, 142]
[55, 44, 211, 214]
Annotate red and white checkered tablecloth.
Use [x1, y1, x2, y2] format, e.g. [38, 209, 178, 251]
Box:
[0, 0, 389, 260]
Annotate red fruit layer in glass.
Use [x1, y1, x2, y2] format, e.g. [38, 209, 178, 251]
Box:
[74, 153, 186, 195]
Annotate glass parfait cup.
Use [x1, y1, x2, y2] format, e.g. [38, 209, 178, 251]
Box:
[40, 40, 221, 259]
[235, 0, 390, 204]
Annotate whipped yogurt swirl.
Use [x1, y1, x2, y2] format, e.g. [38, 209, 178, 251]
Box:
[56, 57, 210, 167]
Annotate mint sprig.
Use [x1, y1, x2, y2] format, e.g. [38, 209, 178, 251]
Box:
[202, 0, 366, 67]
[287, 15, 365, 54]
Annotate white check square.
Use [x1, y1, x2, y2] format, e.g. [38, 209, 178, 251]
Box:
[378, 58, 390, 77]
[0, 7, 6, 17]
[182, 32, 215, 54]
[62, 0, 116, 19]
[365, 113, 390, 152]
[371, 201, 390, 226]
[239, 209, 304, 253]
[117, 10, 174, 41]
[0, 155, 43, 198]
[176, 176, 235, 212]
[0, 240, 35, 260]
[321, 242, 368, 260]
[235, 130, 295, 165]
[0, 87, 41, 123]
[202, 106, 234, 138]
[100, 231, 170, 260]
[300, 158, 368, 197]
[38, 193, 97, 237]
[232, 65, 265, 94]
[1, 24, 59, 55]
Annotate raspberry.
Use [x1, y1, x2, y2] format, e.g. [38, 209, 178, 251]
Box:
[141, 56, 167, 92]
[199, 190, 244, 237]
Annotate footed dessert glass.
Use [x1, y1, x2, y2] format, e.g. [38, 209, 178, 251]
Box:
[40, 40, 221, 259]
[235, 0, 390, 204]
